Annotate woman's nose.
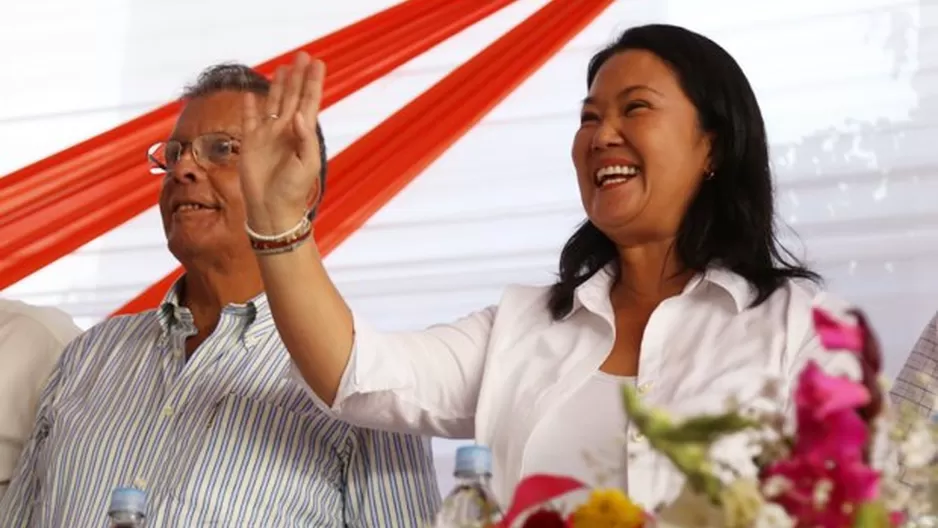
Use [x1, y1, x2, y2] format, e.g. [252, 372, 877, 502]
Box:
[591, 120, 624, 150]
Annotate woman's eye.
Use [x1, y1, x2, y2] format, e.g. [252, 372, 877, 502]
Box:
[623, 101, 649, 115]
[580, 112, 599, 124]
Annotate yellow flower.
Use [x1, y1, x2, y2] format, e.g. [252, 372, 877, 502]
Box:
[570, 488, 645, 528]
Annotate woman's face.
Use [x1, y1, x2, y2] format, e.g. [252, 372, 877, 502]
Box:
[572, 49, 712, 246]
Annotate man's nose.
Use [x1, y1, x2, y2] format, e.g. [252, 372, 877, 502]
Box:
[169, 150, 203, 183]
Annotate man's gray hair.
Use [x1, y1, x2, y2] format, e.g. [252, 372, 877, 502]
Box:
[182, 63, 271, 99]
[181, 62, 327, 219]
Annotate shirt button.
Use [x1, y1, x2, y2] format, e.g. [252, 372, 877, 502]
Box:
[133, 477, 148, 489]
[637, 382, 652, 395]
[244, 336, 258, 348]
[162, 406, 174, 417]
[172, 349, 183, 359]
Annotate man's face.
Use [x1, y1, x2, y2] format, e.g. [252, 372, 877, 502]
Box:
[158, 91, 256, 263]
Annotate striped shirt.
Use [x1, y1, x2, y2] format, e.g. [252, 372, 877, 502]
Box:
[890, 311, 938, 417]
[0, 285, 440, 527]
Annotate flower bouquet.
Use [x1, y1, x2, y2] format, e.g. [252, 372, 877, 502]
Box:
[495, 308, 938, 528]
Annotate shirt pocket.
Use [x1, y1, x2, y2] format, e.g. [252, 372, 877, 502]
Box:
[179, 393, 347, 527]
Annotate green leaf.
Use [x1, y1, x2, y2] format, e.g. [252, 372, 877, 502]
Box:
[659, 413, 761, 444]
[852, 501, 890, 528]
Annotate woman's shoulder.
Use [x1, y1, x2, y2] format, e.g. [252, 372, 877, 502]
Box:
[493, 282, 555, 319]
[768, 276, 854, 318]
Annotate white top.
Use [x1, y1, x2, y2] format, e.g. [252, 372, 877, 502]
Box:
[295, 266, 864, 508]
[0, 299, 81, 498]
[523, 372, 634, 491]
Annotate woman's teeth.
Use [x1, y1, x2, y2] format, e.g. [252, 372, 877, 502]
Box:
[595, 165, 639, 187]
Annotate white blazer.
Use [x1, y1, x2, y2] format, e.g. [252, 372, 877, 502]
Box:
[0, 299, 81, 499]
[297, 267, 862, 509]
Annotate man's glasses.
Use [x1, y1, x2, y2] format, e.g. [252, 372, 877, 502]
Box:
[147, 133, 241, 175]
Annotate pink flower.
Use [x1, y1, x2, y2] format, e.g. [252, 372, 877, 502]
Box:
[763, 451, 880, 527]
[793, 362, 870, 459]
[521, 509, 570, 528]
[812, 308, 864, 353]
[762, 324, 883, 526]
[795, 362, 870, 420]
[798, 408, 869, 462]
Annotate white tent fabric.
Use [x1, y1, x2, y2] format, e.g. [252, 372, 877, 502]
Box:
[2, 0, 935, 492]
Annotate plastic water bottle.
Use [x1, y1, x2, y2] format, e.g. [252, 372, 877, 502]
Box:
[107, 487, 147, 527]
[432, 445, 502, 528]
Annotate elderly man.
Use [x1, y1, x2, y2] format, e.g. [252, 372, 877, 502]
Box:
[0, 63, 440, 527]
[0, 299, 81, 498]
[891, 312, 938, 416]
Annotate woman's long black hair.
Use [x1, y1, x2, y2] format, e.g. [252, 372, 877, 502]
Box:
[547, 24, 819, 320]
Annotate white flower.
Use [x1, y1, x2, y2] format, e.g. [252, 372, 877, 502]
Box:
[812, 479, 833, 509]
[655, 484, 725, 527]
[721, 479, 765, 528]
[900, 422, 938, 469]
[761, 475, 791, 499]
[753, 503, 795, 528]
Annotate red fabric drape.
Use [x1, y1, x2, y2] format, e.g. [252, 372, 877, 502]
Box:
[115, 0, 615, 314]
[0, 0, 519, 291]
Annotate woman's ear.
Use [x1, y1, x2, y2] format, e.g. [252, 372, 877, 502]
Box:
[702, 131, 718, 176]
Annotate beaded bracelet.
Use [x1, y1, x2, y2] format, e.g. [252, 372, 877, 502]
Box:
[244, 213, 310, 242]
[245, 216, 313, 255]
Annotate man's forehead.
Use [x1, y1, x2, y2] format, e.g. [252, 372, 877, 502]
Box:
[171, 92, 256, 139]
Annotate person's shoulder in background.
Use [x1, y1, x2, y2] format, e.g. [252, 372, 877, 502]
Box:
[0, 298, 82, 498]
[0, 299, 82, 350]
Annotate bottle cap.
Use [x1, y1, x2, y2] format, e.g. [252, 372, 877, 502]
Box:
[108, 487, 147, 516]
[454, 445, 492, 477]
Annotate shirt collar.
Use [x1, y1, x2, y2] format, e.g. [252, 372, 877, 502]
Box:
[563, 265, 753, 320]
[157, 276, 270, 335]
[692, 267, 754, 312]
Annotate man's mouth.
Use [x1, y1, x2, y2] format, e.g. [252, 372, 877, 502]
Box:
[173, 202, 218, 214]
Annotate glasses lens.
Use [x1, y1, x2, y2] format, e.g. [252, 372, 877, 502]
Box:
[196, 134, 240, 166]
[163, 141, 183, 167]
[147, 142, 168, 174]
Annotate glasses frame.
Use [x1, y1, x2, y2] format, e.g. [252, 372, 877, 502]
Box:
[147, 132, 241, 175]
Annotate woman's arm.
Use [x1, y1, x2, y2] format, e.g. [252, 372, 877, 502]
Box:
[238, 54, 493, 437]
[237, 55, 354, 406]
[255, 241, 353, 406]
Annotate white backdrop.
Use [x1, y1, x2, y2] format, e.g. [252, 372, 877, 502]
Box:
[2, 0, 936, 492]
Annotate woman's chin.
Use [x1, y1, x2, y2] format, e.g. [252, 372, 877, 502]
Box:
[587, 209, 641, 235]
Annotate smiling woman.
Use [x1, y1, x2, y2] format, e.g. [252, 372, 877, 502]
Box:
[552, 24, 819, 323]
[239, 27, 864, 509]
